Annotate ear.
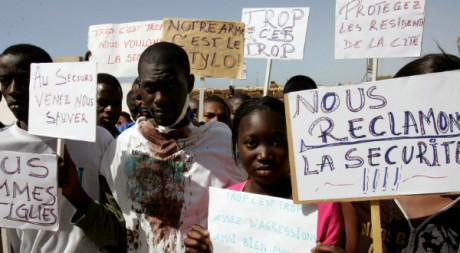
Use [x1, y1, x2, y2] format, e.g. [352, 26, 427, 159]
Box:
[187, 74, 195, 93]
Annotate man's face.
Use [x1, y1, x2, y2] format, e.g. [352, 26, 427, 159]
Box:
[96, 83, 123, 128]
[202, 101, 230, 126]
[139, 61, 193, 126]
[127, 93, 140, 121]
[132, 83, 150, 118]
[0, 54, 30, 123]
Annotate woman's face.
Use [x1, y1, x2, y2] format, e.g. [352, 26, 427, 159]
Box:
[237, 110, 289, 185]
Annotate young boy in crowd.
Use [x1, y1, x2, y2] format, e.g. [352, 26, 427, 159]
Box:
[99, 41, 245, 252]
[131, 76, 151, 119]
[96, 73, 123, 138]
[202, 95, 231, 127]
[0, 44, 126, 252]
[126, 89, 140, 121]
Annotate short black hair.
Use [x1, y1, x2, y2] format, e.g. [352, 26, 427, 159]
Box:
[126, 89, 136, 107]
[1, 44, 52, 65]
[395, 53, 460, 78]
[131, 77, 140, 89]
[119, 111, 133, 123]
[283, 75, 317, 93]
[204, 95, 230, 115]
[138, 42, 190, 74]
[231, 96, 285, 164]
[97, 73, 122, 94]
[230, 92, 251, 101]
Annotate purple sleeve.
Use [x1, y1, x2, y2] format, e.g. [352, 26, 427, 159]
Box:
[316, 202, 344, 245]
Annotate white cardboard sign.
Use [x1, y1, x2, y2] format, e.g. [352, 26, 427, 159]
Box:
[286, 70, 460, 202]
[0, 151, 58, 231]
[335, 0, 426, 59]
[88, 20, 163, 77]
[242, 7, 310, 60]
[28, 62, 97, 142]
[208, 187, 318, 252]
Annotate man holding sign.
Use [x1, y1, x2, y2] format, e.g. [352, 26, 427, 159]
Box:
[0, 44, 125, 252]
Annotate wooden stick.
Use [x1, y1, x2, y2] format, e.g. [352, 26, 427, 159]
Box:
[370, 200, 383, 253]
[371, 58, 378, 82]
[1, 227, 10, 253]
[55, 138, 65, 236]
[263, 59, 272, 96]
[198, 77, 205, 122]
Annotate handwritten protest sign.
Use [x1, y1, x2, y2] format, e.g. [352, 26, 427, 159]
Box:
[241, 7, 310, 60]
[162, 18, 245, 79]
[0, 151, 58, 231]
[28, 62, 97, 142]
[88, 20, 163, 77]
[286, 70, 460, 202]
[208, 187, 317, 252]
[335, 0, 426, 59]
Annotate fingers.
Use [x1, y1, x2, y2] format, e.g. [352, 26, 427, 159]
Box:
[184, 225, 212, 253]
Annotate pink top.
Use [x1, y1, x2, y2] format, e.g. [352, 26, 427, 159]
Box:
[227, 180, 343, 245]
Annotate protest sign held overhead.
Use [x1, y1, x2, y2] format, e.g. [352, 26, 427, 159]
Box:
[335, 0, 426, 59]
[0, 151, 58, 231]
[208, 187, 318, 252]
[162, 18, 245, 79]
[285, 70, 460, 203]
[242, 7, 310, 60]
[28, 62, 97, 142]
[88, 20, 163, 77]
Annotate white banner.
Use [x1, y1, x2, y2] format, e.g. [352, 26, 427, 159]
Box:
[28, 62, 97, 142]
[208, 187, 318, 252]
[286, 70, 460, 202]
[335, 0, 426, 59]
[0, 151, 58, 231]
[242, 7, 310, 60]
[88, 20, 163, 77]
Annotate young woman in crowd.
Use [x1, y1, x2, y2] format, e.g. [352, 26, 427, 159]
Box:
[184, 96, 345, 253]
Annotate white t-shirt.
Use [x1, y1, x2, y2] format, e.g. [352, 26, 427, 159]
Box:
[0, 123, 113, 253]
[100, 119, 246, 252]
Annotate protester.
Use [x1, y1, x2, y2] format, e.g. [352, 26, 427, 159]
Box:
[0, 43, 126, 252]
[131, 76, 151, 119]
[342, 53, 460, 253]
[283, 75, 318, 94]
[227, 92, 251, 123]
[184, 96, 344, 253]
[99, 41, 245, 252]
[202, 95, 231, 126]
[126, 89, 140, 121]
[96, 73, 123, 138]
[117, 111, 133, 128]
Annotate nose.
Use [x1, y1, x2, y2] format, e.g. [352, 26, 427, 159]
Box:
[105, 104, 115, 112]
[8, 79, 23, 97]
[153, 90, 168, 106]
[257, 145, 273, 163]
